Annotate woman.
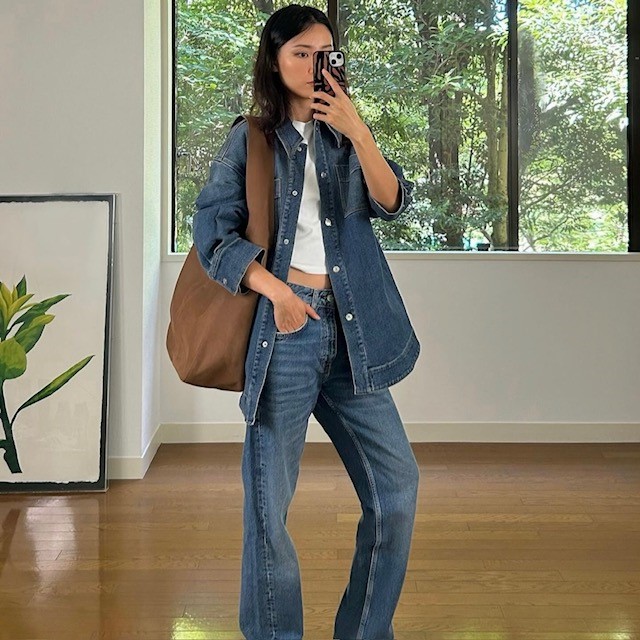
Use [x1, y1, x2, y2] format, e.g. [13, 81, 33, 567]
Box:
[193, 5, 421, 639]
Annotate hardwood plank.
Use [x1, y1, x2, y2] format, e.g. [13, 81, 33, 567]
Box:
[1, 442, 639, 639]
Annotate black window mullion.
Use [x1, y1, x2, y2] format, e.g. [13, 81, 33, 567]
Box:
[629, 0, 640, 252]
[507, 0, 519, 251]
[329, 0, 338, 47]
[171, 0, 177, 253]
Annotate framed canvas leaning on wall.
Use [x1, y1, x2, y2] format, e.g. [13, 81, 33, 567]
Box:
[0, 194, 115, 493]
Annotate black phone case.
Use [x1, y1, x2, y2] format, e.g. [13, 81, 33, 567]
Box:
[313, 50, 348, 108]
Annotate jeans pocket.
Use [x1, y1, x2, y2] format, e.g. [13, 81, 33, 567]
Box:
[275, 314, 309, 338]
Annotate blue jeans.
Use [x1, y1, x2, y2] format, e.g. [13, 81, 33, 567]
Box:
[239, 282, 420, 640]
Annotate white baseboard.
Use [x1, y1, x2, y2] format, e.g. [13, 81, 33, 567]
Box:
[106, 421, 640, 480]
[107, 423, 163, 480]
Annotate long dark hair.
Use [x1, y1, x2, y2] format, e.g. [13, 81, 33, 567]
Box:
[250, 4, 336, 142]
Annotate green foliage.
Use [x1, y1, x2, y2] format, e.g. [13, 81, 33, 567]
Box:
[0, 276, 94, 473]
[174, 0, 628, 252]
[518, 0, 627, 250]
[0, 339, 27, 382]
[14, 355, 94, 416]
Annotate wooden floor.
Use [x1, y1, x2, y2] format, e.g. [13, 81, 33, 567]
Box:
[1, 442, 639, 640]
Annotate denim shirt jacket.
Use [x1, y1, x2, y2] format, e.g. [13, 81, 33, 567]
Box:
[193, 115, 421, 426]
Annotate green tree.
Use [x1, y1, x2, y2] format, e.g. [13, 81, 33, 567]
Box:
[174, 0, 627, 253]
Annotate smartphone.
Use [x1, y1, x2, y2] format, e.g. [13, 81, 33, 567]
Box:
[312, 50, 348, 109]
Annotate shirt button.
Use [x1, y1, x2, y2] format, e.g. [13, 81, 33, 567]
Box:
[283, 238, 289, 244]
[222, 277, 227, 284]
[292, 190, 298, 196]
[324, 218, 332, 226]
[332, 266, 340, 272]
[297, 146, 303, 152]
[262, 341, 268, 347]
[345, 313, 353, 321]
[321, 171, 327, 178]
[327, 294, 333, 302]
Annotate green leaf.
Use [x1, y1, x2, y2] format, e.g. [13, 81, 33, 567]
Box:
[14, 314, 54, 353]
[0, 338, 27, 382]
[13, 355, 93, 416]
[13, 324, 46, 354]
[0, 296, 7, 337]
[7, 294, 34, 321]
[16, 276, 27, 298]
[15, 313, 54, 338]
[12, 308, 56, 338]
[12, 294, 69, 328]
[0, 283, 12, 309]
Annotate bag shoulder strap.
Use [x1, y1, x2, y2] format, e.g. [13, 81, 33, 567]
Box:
[232, 114, 246, 128]
[241, 114, 274, 263]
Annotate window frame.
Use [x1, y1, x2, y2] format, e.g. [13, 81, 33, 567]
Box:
[165, 0, 640, 257]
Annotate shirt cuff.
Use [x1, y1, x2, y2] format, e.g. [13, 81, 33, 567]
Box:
[368, 177, 407, 219]
[209, 236, 265, 296]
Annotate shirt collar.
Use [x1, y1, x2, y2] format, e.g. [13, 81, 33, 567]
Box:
[275, 116, 343, 158]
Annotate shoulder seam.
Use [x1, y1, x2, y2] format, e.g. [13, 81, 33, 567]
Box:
[215, 117, 248, 168]
[213, 155, 244, 179]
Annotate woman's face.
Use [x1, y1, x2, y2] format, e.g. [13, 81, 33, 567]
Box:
[274, 23, 334, 105]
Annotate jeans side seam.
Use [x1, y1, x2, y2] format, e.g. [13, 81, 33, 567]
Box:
[256, 421, 278, 638]
[318, 390, 382, 639]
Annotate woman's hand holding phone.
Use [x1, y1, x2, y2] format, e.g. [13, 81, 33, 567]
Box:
[310, 61, 367, 144]
[312, 50, 348, 103]
[311, 51, 403, 214]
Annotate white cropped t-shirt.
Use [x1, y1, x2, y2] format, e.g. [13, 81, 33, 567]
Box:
[288, 119, 328, 274]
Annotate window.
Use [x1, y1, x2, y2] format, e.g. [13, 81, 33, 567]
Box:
[518, 0, 628, 251]
[172, 0, 637, 253]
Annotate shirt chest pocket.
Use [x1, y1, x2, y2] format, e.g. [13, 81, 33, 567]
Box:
[334, 152, 369, 218]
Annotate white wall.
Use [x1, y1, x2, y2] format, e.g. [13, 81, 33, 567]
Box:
[161, 254, 640, 443]
[2, 1, 639, 481]
[0, 0, 162, 479]
[143, 0, 162, 468]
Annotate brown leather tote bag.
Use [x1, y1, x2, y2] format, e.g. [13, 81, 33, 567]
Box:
[166, 115, 274, 390]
